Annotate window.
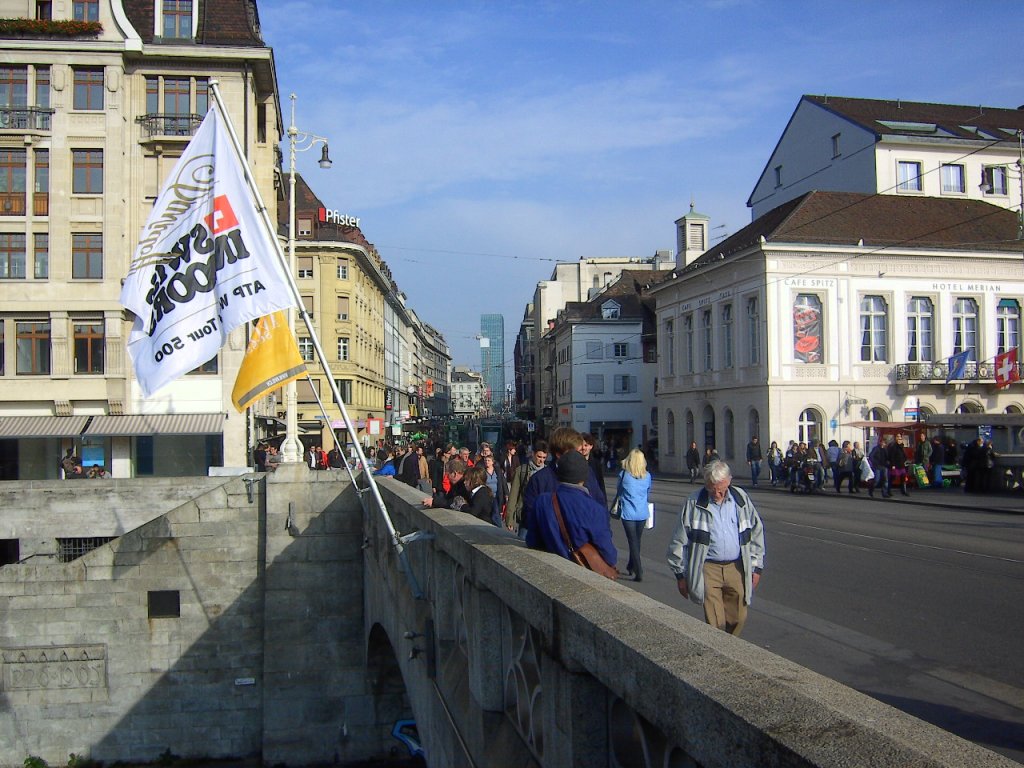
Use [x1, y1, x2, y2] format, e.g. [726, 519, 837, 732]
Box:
[0, 233, 25, 278]
[612, 342, 628, 358]
[683, 313, 694, 373]
[586, 340, 602, 359]
[665, 319, 675, 375]
[746, 297, 760, 365]
[298, 337, 313, 361]
[666, 410, 676, 456]
[337, 296, 350, 321]
[601, 300, 620, 319]
[36, 1, 52, 20]
[721, 304, 733, 368]
[831, 133, 841, 158]
[16, 320, 49, 374]
[74, 321, 104, 374]
[337, 259, 349, 280]
[148, 590, 180, 619]
[982, 166, 1008, 196]
[300, 294, 314, 319]
[774, 165, 782, 188]
[940, 163, 964, 194]
[724, 409, 735, 459]
[797, 408, 821, 445]
[586, 374, 604, 394]
[997, 299, 1020, 355]
[336, 379, 353, 403]
[188, 356, 217, 374]
[793, 294, 823, 363]
[58, 536, 115, 562]
[72, 150, 102, 194]
[702, 309, 713, 371]
[72, 0, 99, 21]
[897, 160, 922, 192]
[297, 256, 313, 279]
[859, 295, 888, 362]
[338, 336, 350, 361]
[33, 148, 47, 215]
[613, 375, 637, 394]
[35, 66, 49, 110]
[953, 298, 978, 359]
[162, 0, 193, 39]
[298, 217, 312, 237]
[33, 233, 47, 278]
[0, 148, 26, 215]
[72, 233, 102, 278]
[906, 296, 933, 362]
[0, 323, 3, 375]
[0, 66, 26, 108]
[73, 68, 104, 110]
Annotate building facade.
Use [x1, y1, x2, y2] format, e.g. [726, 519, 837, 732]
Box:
[451, 367, 485, 419]
[0, 0, 280, 478]
[652, 191, 1024, 475]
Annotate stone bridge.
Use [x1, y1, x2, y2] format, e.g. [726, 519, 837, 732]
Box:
[0, 470, 1015, 767]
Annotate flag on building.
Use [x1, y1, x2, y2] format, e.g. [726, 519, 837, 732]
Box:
[945, 350, 970, 384]
[994, 348, 1020, 389]
[120, 103, 294, 398]
[232, 311, 307, 411]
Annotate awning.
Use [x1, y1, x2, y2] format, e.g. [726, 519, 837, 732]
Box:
[923, 413, 1024, 427]
[0, 415, 90, 438]
[83, 413, 225, 436]
[842, 421, 921, 430]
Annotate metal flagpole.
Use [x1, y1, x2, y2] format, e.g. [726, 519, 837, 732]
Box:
[305, 372, 366, 485]
[207, 81, 409, 568]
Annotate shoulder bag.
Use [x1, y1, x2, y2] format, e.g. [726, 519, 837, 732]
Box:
[551, 492, 618, 580]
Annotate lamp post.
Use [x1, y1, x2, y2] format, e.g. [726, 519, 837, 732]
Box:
[281, 93, 333, 464]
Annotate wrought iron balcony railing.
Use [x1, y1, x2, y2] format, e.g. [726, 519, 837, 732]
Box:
[895, 360, 1022, 382]
[0, 106, 53, 131]
[136, 113, 203, 138]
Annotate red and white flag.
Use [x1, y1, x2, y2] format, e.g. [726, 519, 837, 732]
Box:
[994, 349, 1020, 389]
[120, 103, 294, 398]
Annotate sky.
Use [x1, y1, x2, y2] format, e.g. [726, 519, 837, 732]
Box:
[261, 1, 1024, 375]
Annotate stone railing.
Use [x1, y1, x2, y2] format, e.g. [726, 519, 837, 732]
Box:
[367, 479, 1018, 767]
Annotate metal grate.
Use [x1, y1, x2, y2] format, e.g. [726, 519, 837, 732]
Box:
[56, 537, 115, 563]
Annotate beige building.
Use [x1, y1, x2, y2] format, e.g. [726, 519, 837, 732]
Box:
[0, 1, 280, 478]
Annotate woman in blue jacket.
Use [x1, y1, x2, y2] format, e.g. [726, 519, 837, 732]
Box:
[617, 448, 652, 581]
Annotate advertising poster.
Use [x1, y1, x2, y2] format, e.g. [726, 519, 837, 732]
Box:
[793, 294, 823, 363]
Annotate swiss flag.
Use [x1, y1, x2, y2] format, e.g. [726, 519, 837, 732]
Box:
[994, 348, 1020, 389]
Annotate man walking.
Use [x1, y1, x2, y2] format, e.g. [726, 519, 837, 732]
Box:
[745, 436, 763, 487]
[666, 461, 766, 636]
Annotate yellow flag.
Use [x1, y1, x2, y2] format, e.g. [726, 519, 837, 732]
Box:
[232, 311, 307, 412]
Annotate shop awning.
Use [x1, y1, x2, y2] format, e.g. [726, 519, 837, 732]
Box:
[0, 415, 90, 438]
[83, 413, 225, 436]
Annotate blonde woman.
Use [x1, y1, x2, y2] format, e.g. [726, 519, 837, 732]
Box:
[617, 448, 652, 581]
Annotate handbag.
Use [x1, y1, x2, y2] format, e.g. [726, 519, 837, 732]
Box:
[609, 494, 621, 519]
[551, 492, 618, 580]
[645, 502, 655, 529]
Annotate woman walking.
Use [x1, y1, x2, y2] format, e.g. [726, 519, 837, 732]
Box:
[767, 440, 783, 487]
[617, 448, 653, 582]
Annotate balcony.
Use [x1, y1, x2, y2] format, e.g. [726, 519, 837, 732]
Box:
[895, 360, 1020, 382]
[0, 106, 53, 131]
[136, 113, 203, 139]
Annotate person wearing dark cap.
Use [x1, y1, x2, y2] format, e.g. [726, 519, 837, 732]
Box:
[527, 450, 617, 569]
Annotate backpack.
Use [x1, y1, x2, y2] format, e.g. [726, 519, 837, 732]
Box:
[838, 452, 853, 471]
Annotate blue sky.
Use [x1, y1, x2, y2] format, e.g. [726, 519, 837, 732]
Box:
[262, 1, 1024, 373]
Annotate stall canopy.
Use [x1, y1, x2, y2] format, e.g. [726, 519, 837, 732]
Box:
[82, 413, 225, 436]
[0, 415, 90, 438]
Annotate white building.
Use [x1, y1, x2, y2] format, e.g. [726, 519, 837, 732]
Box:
[451, 367, 485, 419]
[652, 190, 1024, 475]
[540, 272, 659, 456]
[749, 95, 1024, 221]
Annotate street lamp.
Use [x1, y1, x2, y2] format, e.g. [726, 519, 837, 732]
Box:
[281, 93, 332, 464]
[978, 128, 1024, 243]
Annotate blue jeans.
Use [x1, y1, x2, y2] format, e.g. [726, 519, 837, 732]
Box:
[749, 460, 762, 486]
[621, 519, 646, 579]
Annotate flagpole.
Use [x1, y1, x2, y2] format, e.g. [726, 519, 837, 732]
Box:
[207, 81, 408, 567]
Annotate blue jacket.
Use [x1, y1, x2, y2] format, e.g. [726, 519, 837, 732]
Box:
[529, 483, 617, 567]
[523, 458, 606, 535]
[616, 470, 651, 521]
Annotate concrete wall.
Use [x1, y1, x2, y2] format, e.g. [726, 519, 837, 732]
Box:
[0, 468, 378, 767]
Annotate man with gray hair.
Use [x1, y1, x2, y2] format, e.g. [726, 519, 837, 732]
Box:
[666, 460, 766, 636]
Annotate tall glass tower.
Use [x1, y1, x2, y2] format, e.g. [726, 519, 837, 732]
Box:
[479, 314, 505, 412]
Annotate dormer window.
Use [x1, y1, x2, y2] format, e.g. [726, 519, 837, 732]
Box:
[162, 0, 193, 40]
[601, 300, 620, 320]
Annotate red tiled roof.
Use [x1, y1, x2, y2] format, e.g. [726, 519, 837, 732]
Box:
[805, 95, 1024, 142]
[687, 191, 1021, 272]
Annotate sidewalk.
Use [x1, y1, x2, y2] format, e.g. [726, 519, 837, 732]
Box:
[653, 471, 1024, 514]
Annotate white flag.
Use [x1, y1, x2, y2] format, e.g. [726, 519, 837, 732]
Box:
[120, 103, 294, 398]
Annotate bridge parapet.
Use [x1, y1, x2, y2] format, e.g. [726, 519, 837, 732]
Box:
[368, 480, 1016, 767]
